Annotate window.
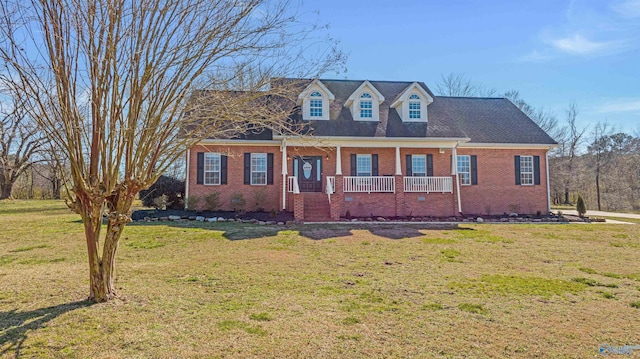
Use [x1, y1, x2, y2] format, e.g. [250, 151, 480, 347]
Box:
[457, 155, 471, 185]
[412, 155, 426, 177]
[409, 94, 421, 119]
[309, 91, 323, 117]
[204, 153, 221, 185]
[520, 156, 534, 185]
[251, 153, 267, 185]
[356, 154, 371, 176]
[359, 92, 373, 118]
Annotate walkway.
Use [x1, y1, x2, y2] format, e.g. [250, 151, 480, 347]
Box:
[559, 209, 640, 219]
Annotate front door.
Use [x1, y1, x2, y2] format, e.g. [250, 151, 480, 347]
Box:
[295, 156, 323, 192]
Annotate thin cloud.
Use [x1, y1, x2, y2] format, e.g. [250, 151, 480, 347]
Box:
[612, 0, 640, 18]
[549, 34, 629, 55]
[596, 98, 640, 114]
[518, 50, 554, 62]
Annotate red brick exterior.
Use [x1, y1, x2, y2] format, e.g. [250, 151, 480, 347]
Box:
[187, 144, 550, 219]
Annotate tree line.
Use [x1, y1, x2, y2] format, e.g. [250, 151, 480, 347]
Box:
[438, 73, 639, 212]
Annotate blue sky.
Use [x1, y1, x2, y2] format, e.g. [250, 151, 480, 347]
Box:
[302, 0, 640, 134]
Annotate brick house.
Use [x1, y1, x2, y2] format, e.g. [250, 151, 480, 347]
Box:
[185, 79, 557, 221]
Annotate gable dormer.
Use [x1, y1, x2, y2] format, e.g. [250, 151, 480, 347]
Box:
[344, 81, 385, 122]
[390, 82, 433, 122]
[298, 79, 335, 121]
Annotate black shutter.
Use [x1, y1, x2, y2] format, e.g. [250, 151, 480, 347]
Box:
[406, 155, 412, 176]
[427, 154, 434, 176]
[533, 155, 541, 185]
[514, 156, 521, 185]
[221, 155, 228, 184]
[244, 153, 251, 184]
[267, 153, 274, 185]
[196, 152, 204, 184]
[350, 154, 356, 176]
[471, 155, 478, 185]
[372, 154, 378, 176]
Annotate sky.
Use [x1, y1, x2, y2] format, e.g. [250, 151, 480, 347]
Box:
[300, 0, 640, 135]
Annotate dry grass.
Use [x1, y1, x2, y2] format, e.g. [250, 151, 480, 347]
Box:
[1, 200, 640, 358]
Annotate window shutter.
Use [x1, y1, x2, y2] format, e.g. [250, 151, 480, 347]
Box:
[514, 156, 521, 185]
[427, 154, 434, 176]
[196, 152, 204, 184]
[221, 155, 228, 184]
[471, 155, 478, 185]
[267, 153, 274, 185]
[406, 155, 412, 176]
[533, 155, 540, 185]
[244, 153, 251, 184]
[350, 154, 356, 176]
[372, 154, 379, 176]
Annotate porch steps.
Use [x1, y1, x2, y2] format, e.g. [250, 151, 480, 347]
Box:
[303, 193, 331, 222]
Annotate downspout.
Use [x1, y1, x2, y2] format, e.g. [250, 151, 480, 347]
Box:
[546, 149, 551, 214]
[281, 138, 288, 210]
[184, 148, 191, 210]
[451, 144, 462, 214]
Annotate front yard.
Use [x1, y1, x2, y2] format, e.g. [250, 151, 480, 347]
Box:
[1, 200, 639, 358]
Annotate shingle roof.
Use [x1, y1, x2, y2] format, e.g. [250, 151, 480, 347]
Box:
[202, 79, 557, 145]
[294, 79, 556, 145]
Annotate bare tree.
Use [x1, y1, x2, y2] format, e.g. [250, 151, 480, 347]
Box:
[558, 103, 587, 204]
[436, 73, 497, 97]
[504, 90, 564, 142]
[0, 0, 342, 302]
[0, 94, 45, 199]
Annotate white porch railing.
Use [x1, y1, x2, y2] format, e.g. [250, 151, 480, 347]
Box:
[287, 176, 299, 193]
[343, 176, 395, 193]
[404, 176, 453, 193]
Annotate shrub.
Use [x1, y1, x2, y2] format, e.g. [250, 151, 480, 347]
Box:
[139, 175, 185, 209]
[576, 195, 586, 217]
[186, 195, 201, 210]
[203, 192, 221, 211]
[230, 193, 246, 212]
[253, 188, 268, 212]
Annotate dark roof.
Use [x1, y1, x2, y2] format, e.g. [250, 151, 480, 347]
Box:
[199, 79, 557, 145]
[287, 79, 556, 145]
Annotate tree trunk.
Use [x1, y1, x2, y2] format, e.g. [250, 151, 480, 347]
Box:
[595, 169, 601, 211]
[1, 182, 13, 199]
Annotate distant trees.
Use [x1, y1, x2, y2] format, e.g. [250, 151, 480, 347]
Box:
[0, 94, 46, 199]
[435, 74, 640, 211]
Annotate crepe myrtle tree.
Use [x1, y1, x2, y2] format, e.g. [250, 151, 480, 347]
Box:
[0, 0, 343, 302]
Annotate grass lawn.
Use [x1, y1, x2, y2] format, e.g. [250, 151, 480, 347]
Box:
[1, 200, 640, 358]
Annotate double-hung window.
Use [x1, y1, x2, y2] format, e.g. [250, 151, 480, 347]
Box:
[309, 91, 323, 118]
[251, 153, 267, 185]
[457, 155, 471, 185]
[412, 155, 427, 177]
[409, 94, 421, 119]
[359, 93, 373, 118]
[356, 154, 372, 176]
[520, 156, 534, 185]
[204, 153, 221, 185]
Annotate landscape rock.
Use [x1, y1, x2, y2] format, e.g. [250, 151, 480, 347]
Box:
[376, 217, 386, 222]
[196, 216, 205, 222]
[168, 215, 181, 221]
[207, 217, 217, 222]
[476, 217, 484, 223]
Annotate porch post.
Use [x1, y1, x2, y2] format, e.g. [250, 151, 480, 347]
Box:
[336, 146, 342, 175]
[395, 146, 402, 175]
[281, 139, 288, 210]
[452, 147, 462, 214]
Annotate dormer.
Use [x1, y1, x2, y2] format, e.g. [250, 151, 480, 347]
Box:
[298, 79, 335, 121]
[344, 81, 385, 122]
[390, 82, 433, 122]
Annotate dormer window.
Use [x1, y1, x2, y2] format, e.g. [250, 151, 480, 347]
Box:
[345, 81, 384, 122]
[298, 80, 334, 121]
[309, 91, 323, 118]
[390, 82, 433, 122]
[359, 93, 373, 118]
[408, 94, 421, 119]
